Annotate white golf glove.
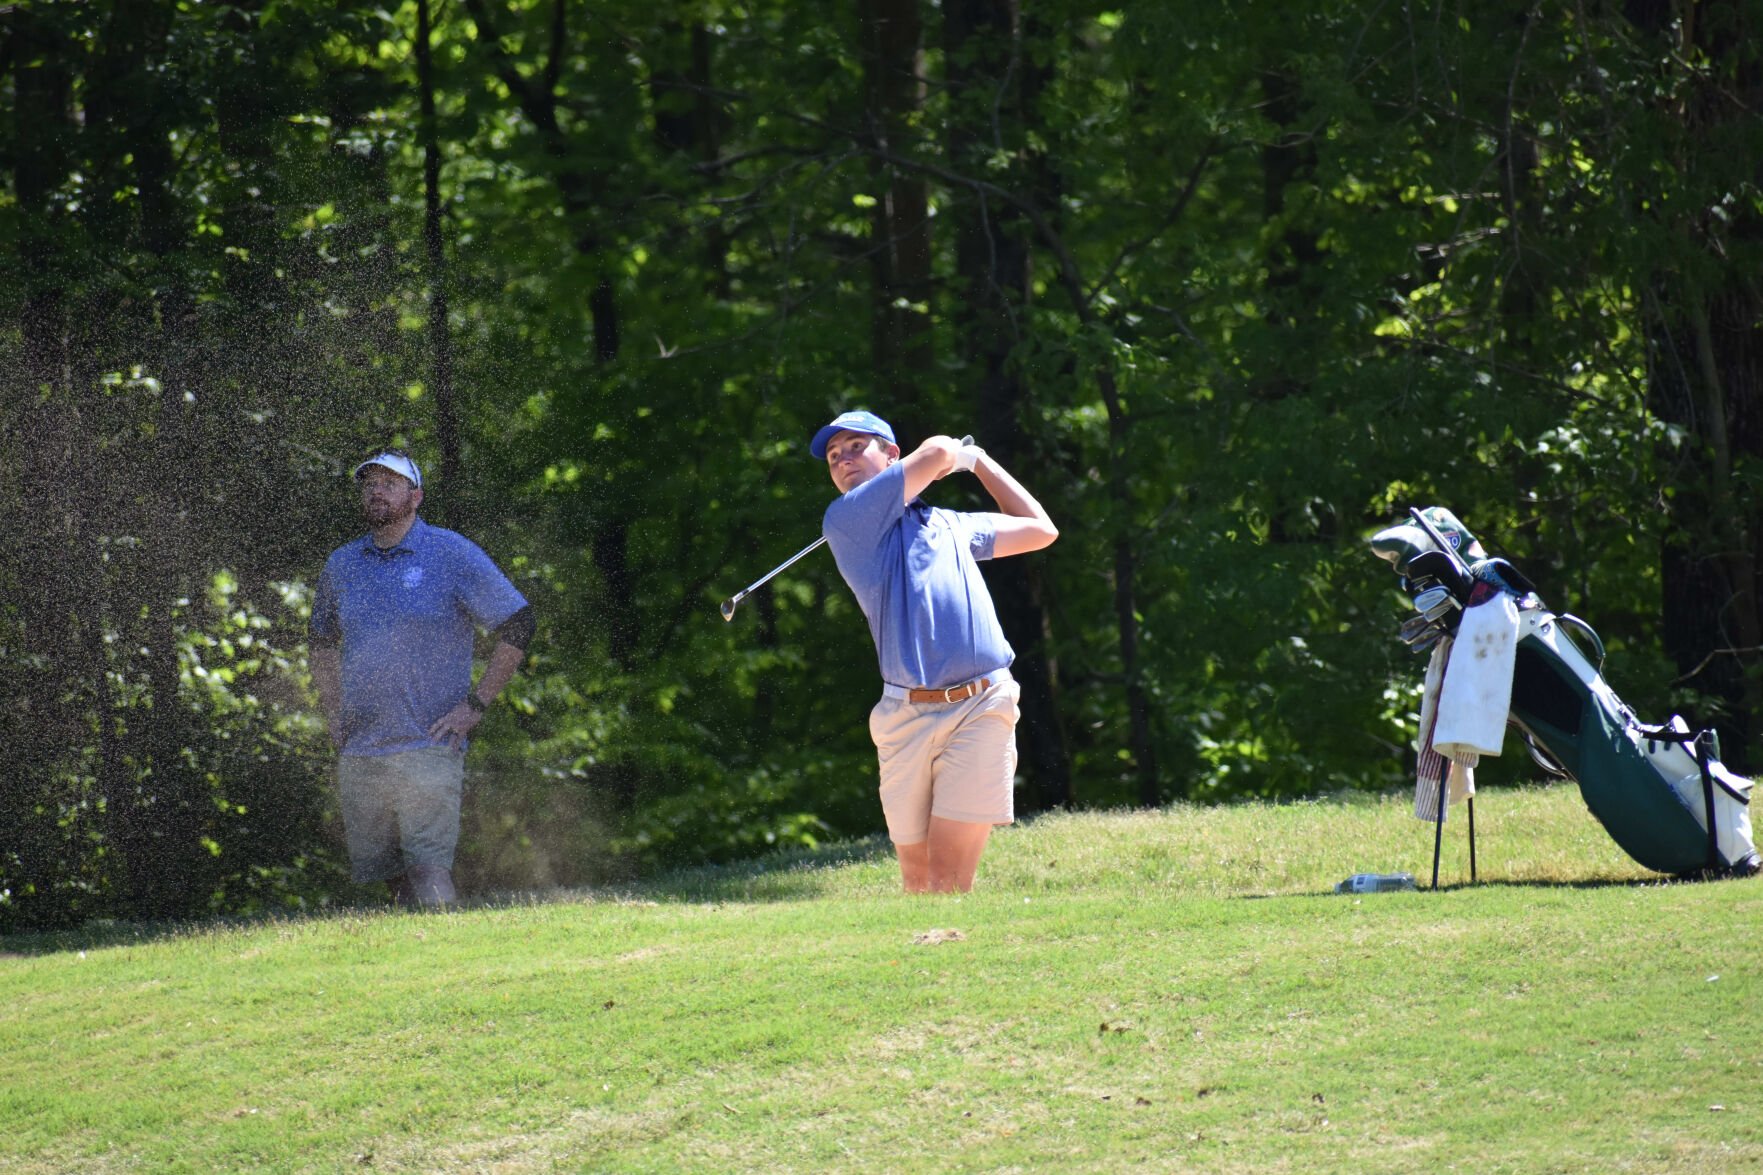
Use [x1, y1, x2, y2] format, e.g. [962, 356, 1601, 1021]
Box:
[953, 435, 986, 473]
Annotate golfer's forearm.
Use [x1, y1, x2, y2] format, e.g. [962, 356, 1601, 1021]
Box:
[976, 457, 1058, 557]
[311, 647, 341, 721]
[975, 457, 1052, 524]
[900, 436, 961, 502]
[472, 641, 526, 706]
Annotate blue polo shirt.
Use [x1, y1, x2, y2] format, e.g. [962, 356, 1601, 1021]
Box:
[823, 461, 1013, 690]
[311, 518, 528, 756]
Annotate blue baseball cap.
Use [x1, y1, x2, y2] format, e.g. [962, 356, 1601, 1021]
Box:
[810, 410, 896, 460]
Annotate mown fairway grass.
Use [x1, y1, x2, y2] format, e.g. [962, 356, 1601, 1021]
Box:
[4, 784, 1761, 1173]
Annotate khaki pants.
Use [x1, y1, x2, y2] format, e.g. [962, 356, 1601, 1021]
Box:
[337, 747, 465, 883]
[869, 676, 1020, 844]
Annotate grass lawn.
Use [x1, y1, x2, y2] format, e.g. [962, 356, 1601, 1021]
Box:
[3, 784, 1760, 1173]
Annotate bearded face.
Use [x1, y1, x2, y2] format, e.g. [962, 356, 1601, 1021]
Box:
[359, 470, 420, 530]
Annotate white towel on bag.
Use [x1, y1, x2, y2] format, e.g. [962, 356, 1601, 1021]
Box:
[1432, 589, 1521, 760]
[1414, 636, 1476, 822]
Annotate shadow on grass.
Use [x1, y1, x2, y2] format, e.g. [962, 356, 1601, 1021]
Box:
[624, 834, 898, 903]
[1265, 874, 1708, 900]
[0, 837, 904, 958]
[0, 900, 391, 958]
[1433, 874, 1730, 891]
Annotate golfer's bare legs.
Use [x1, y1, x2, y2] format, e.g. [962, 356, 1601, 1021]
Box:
[896, 817, 992, 893]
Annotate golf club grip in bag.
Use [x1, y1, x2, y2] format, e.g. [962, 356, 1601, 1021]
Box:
[1371, 507, 1760, 879]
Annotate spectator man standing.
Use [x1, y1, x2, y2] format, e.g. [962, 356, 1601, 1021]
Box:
[813, 410, 1058, 893]
[310, 448, 533, 907]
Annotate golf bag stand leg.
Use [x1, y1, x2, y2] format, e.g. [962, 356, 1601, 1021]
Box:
[1468, 796, 1477, 882]
[1696, 729, 1719, 876]
[1429, 769, 1477, 889]
[1432, 774, 1447, 890]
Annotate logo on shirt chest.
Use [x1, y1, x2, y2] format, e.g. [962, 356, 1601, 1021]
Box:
[914, 512, 946, 548]
[403, 566, 426, 589]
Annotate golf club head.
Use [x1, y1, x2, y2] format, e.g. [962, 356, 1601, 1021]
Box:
[720, 596, 739, 622]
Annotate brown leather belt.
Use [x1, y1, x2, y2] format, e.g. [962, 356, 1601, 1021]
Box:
[905, 677, 992, 704]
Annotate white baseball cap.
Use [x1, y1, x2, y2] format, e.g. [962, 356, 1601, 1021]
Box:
[353, 451, 422, 489]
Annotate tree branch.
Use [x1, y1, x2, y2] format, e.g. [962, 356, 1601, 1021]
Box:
[1087, 135, 1223, 306]
[0, 10, 15, 84]
[1673, 645, 1763, 686]
[543, 0, 565, 98]
[461, 0, 558, 136]
[861, 138, 1094, 327]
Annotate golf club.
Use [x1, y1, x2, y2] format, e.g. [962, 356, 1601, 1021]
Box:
[720, 536, 827, 621]
[719, 435, 975, 621]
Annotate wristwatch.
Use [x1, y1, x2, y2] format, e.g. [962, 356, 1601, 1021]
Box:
[464, 692, 487, 713]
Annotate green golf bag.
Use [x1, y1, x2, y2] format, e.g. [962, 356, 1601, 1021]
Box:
[1371, 507, 1759, 879]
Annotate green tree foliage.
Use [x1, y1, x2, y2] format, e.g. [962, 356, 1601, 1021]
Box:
[3, 0, 1760, 929]
[0, 0, 426, 926]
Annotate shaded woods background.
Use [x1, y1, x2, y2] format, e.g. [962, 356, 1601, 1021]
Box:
[4, 1, 1761, 929]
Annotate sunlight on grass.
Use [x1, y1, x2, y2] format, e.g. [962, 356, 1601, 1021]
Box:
[636, 783, 1653, 905]
[3, 784, 1757, 1174]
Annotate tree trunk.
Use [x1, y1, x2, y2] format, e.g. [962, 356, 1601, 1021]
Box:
[651, 23, 731, 297]
[11, 6, 165, 918]
[858, 0, 934, 412]
[6, 5, 88, 923]
[941, 0, 1075, 810]
[417, 0, 462, 525]
[1652, 296, 1763, 771]
[1640, 3, 1763, 770]
[213, 1, 279, 314]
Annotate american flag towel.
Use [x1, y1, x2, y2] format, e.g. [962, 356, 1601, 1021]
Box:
[1415, 635, 1477, 822]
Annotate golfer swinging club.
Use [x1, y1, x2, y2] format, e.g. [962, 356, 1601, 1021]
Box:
[812, 409, 1058, 893]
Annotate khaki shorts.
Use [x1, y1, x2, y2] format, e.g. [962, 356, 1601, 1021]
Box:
[337, 747, 465, 882]
[869, 675, 1020, 845]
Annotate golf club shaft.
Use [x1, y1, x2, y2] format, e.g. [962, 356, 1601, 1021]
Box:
[722, 437, 971, 619]
[1409, 506, 1470, 579]
[723, 535, 827, 618]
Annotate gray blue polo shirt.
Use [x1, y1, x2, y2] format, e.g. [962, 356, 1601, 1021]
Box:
[311, 517, 527, 756]
[823, 461, 1013, 690]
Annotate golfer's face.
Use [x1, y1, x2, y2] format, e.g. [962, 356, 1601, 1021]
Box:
[359, 469, 419, 528]
[826, 430, 894, 493]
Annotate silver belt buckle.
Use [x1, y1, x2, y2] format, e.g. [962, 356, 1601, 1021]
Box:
[946, 676, 984, 703]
